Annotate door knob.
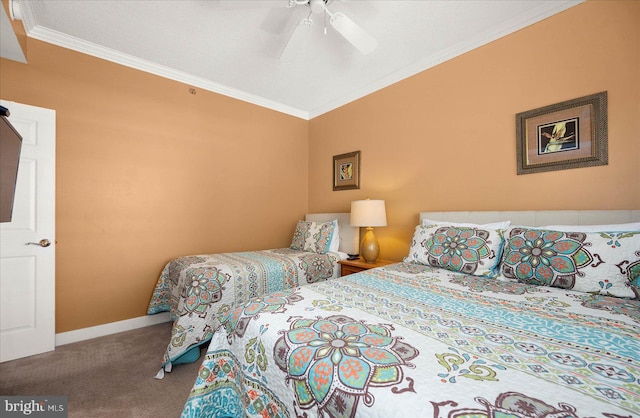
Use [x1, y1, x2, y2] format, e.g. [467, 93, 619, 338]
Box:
[26, 239, 51, 247]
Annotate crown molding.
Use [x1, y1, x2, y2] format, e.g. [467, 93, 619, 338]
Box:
[17, 0, 582, 121]
[307, 0, 583, 119]
[18, 1, 309, 120]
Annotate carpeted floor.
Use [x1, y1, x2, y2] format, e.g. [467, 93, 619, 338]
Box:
[0, 322, 204, 418]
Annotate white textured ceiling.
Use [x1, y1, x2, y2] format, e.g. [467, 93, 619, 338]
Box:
[4, 0, 583, 119]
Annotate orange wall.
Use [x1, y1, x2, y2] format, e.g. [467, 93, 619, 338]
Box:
[1, 1, 638, 333]
[0, 40, 309, 332]
[308, 1, 640, 262]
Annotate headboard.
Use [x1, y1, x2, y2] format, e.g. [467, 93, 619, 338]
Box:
[306, 213, 359, 255]
[420, 210, 640, 227]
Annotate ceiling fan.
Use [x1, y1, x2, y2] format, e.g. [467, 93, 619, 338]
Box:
[218, 0, 378, 57]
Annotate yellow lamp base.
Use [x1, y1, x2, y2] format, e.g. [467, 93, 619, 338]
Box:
[360, 227, 380, 263]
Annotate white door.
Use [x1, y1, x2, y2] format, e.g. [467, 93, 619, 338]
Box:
[0, 100, 56, 362]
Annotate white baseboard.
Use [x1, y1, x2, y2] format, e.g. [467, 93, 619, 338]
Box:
[55, 313, 172, 346]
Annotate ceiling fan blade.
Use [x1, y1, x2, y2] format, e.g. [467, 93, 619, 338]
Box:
[329, 12, 377, 55]
[277, 17, 312, 60]
[218, 0, 287, 10]
[260, 6, 296, 34]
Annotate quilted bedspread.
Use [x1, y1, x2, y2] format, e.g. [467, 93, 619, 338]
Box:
[181, 263, 640, 418]
[147, 248, 341, 369]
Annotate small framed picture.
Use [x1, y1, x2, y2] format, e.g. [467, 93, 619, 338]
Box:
[333, 151, 360, 191]
[515, 91, 608, 175]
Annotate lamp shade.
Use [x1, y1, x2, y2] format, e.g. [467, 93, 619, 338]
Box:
[350, 199, 387, 227]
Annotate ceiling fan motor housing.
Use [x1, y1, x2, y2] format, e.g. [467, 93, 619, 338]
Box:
[309, 0, 327, 14]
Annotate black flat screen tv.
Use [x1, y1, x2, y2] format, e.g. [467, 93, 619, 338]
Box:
[0, 115, 23, 223]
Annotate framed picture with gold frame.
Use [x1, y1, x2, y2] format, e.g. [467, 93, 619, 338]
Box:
[333, 151, 360, 191]
[515, 91, 608, 175]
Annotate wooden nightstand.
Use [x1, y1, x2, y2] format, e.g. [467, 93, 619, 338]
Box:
[339, 258, 395, 276]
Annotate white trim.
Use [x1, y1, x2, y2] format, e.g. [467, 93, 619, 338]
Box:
[308, 1, 583, 118]
[17, 0, 581, 120]
[21, 26, 310, 120]
[55, 313, 171, 346]
[17, 1, 308, 120]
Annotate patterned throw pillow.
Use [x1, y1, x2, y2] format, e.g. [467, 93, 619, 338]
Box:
[404, 225, 505, 277]
[501, 227, 640, 299]
[290, 220, 336, 254]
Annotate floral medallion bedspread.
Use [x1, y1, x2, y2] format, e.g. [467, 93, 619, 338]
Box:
[147, 248, 341, 369]
[181, 263, 640, 418]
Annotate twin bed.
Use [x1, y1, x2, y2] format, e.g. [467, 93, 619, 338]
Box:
[147, 213, 359, 375]
[149, 210, 640, 417]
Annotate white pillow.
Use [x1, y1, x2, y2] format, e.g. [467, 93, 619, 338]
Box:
[421, 218, 511, 230]
[540, 223, 640, 232]
[328, 220, 340, 252]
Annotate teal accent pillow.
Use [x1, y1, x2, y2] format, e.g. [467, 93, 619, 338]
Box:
[291, 220, 336, 254]
[404, 225, 505, 278]
[501, 227, 640, 299]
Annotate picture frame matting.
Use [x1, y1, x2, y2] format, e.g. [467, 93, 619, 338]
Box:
[515, 91, 608, 175]
[333, 151, 360, 191]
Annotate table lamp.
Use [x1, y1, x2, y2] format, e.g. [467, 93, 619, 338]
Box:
[350, 199, 387, 263]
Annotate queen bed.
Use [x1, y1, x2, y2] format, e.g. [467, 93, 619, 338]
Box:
[180, 210, 640, 418]
[147, 213, 359, 377]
